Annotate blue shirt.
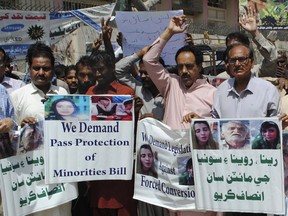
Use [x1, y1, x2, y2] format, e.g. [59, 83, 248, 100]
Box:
[212, 75, 280, 118]
[0, 84, 14, 120]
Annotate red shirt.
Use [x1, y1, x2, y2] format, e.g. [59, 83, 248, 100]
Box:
[86, 80, 134, 96]
[86, 80, 136, 214]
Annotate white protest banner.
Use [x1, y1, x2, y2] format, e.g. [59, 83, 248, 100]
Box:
[115, 10, 186, 65]
[191, 118, 285, 214]
[0, 149, 78, 216]
[134, 118, 196, 211]
[50, 3, 115, 43]
[44, 95, 134, 183]
[0, 4, 115, 61]
[0, 10, 49, 61]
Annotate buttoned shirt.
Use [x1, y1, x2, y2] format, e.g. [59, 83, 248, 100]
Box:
[212, 75, 280, 118]
[10, 83, 70, 215]
[1, 76, 25, 94]
[10, 83, 67, 125]
[143, 37, 216, 129]
[115, 53, 164, 120]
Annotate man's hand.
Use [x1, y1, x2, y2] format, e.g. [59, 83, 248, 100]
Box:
[92, 36, 103, 50]
[160, 15, 188, 41]
[239, 10, 258, 36]
[275, 77, 288, 91]
[185, 32, 194, 46]
[20, 117, 37, 128]
[276, 66, 288, 79]
[279, 114, 288, 130]
[101, 17, 113, 40]
[182, 112, 201, 123]
[0, 118, 14, 133]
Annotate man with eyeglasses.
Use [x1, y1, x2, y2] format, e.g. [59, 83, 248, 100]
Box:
[143, 15, 216, 130]
[212, 43, 280, 120]
[216, 12, 277, 79]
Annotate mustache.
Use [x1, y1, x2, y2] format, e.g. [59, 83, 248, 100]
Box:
[181, 73, 190, 78]
[36, 75, 47, 79]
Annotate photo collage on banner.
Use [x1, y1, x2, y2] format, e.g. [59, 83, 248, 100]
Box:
[191, 118, 285, 214]
[134, 118, 196, 211]
[44, 95, 134, 184]
[0, 122, 78, 216]
[134, 118, 285, 214]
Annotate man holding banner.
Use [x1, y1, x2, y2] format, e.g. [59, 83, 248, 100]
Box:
[86, 50, 137, 216]
[212, 41, 280, 216]
[9, 42, 74, 216]
[143, 15, 217, 216]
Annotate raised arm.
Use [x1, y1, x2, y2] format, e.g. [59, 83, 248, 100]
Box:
[101, 17, 115, 60]
[143, 16, 188, 95]
[239, 12, 275, 57]
[160, 15, 188, 41]
[115, 46, 150, 89]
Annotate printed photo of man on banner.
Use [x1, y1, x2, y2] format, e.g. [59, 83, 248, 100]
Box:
[191, 118, 285, 214]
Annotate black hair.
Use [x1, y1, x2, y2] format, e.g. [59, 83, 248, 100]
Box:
[175, 45, 203, 66]
[98, 97, 110, 101]
[76, 55, 92, 72]
[65, 65, 77, 77]
[50, 97, 79, 120]
[186, 158, 192, 170]
[90, 50, 115, 69]
[123, 99, 133, 105]
[26, 42, 55, 67]
[260, 121, 280, 144]
[225, 32, 250, 46]
[54, 64, 66, 79]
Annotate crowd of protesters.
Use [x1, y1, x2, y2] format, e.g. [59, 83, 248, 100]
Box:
[0, 9, 288, 216]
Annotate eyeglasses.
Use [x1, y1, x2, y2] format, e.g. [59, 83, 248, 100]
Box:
[177, 63, 195, 70]
[227, 56, 250, 65]
[31, 66, 52, 72]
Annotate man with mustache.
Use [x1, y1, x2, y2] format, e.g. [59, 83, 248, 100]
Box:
[221, 121, 250, 149]
[10, 42, 68, 127]
[10, 42, 71, 215]
[114, 46, 165, 120]
[143, 15, 216, 130]
[212, 44, 279, 216]
[212, 43, 280, 119]
[76, 55, 96, 94]
[143, 15, 217, 216]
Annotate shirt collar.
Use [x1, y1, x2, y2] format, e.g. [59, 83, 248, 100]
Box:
[1, 76, 12, 88]
[30, 82, 57, 94]
[227, 74, 254, 95]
